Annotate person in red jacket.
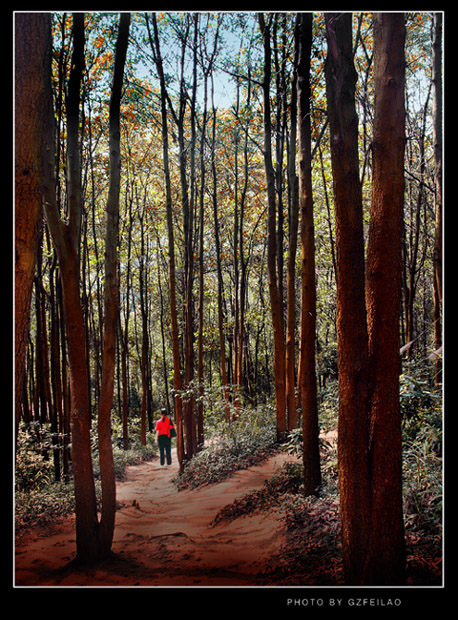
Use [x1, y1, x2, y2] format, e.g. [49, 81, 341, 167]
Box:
[155, 408, 175, 466]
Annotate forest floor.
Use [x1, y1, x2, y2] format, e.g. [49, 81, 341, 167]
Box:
[14, 434, 442, 588]
[14, 445, 338, 587]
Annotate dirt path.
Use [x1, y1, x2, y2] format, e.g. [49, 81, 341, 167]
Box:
[15, 449, 299, 587]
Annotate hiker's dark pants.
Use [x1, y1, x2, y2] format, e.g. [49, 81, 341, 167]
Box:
[158, 434, 172, 465]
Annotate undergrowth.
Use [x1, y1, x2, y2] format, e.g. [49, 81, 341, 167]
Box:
[174, 405, 278, 490]
[210, 461, 304, 526]
[15, 419, 157, 531]
[15, 360, 442, 583]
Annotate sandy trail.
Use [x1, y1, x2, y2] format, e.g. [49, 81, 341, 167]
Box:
[15, 449, 299, 587]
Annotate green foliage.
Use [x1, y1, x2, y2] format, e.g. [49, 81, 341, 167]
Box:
[282, 427, 303, 458]
[281, 363, 442, 543]
[15, 422, 58, 491]
[15, 483, 75, 531]
[91, 418, 157, 480]
[402, 406, 442, 534]
[174, 404, 278, 490]
[400, 361, 441, 420]
[15, 419, 158, 530]
[15, 423, 74, 529]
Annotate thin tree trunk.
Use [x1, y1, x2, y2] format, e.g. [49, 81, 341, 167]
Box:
[238, 71, 250, 399]
[43, 13, 101, 563]
[120, 188, 133, 450]
[49, 252, 63, 480]
[432, 12, 442, 385]
[285, 20, 299, 431]
[210, 78, 231, 421]
[233, 77, 241, 406]
[297, 12, 321, 496]
[258, 13, 287, 442]
[146, 13, 184, 468]
[139, 205, 149, 446]
[97, 12, 130, 557]
[197, 58, 209, 449]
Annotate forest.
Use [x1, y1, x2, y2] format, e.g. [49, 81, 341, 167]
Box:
[14, 11, 443, 589]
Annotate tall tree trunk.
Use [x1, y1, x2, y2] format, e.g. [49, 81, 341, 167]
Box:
[210, 77, 231, 421]
[49, 252, 63, 480]
[285, 19, 299, 431]
[324, 12, 372, 584]
[43, 13, 100, 563]
[146, 13, 184, 468]
[432, 12, 442, 385]
[258, 13, 287, 442]
[43, 12, 131, 563]
[296, 12, 321, 496]
[233, 77, 241, 406]
[403, 85, 431, 359]
[58, 276, 71, 481]
[238, 70, 250, 400]
[97, 12, 130, 557]
[169, 14, 196, 460]
[185, 14, 199, 455]
[15, 12, 50, 439]
[138, 207, 149, 446]
[61, 253, 99, 562]
[197, 60, 209, 449]
[364, 12, 406, 585]
[120, 189, 133, 450]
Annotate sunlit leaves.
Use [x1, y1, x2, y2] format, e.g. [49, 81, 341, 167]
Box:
[46, 10, 440, 411]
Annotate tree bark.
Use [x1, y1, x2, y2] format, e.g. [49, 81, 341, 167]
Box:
[97, 12, 130, 557]
[258, 13, 287, 442]
[325, 11, 407, 585]
[364, 12, 406, 585]
[15, 12, 50, 439]
[324, 12, 372, 584]
[197, 54, 209, 449]
[210, 77, 231, 421]
[432, 12, 442, 385]
[42, 13, 101, 563]
[285, 18, 299, 431]
[297, 12, 321, 496]
[147, 13, 184, 468]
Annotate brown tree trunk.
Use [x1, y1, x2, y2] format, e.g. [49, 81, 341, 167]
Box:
[97, 12, 130, 557]
[210, 78, 231, 421]
[61, 252, 100, 562]
[258, 13, 287, 442]
[119, 189, 133, 450]
[238, 72, 250, 400]
[197, 61, 209, 449]
[324, 12, 372, 584]
[325, 12, 407, 585]
[364, 12, 406, 585]
[49, 254, 63, 480]
[432, 12, 442, 385]
[42, 13, 101, 563]
[147, 13, 184, 468]
[232, 78, 241, 407]
[285, 18, 299, 431]
[297, 12, 321, 496]
[138, 208, 149, 446]
[15, 12, 50, 439]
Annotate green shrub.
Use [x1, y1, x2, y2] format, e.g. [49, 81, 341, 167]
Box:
[175, 405, 278, 489]
[403, 408, 442, 534]
[400, 361, 441, 420]
[15, 419, 157, 531]
[15, 422, 58, 491]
